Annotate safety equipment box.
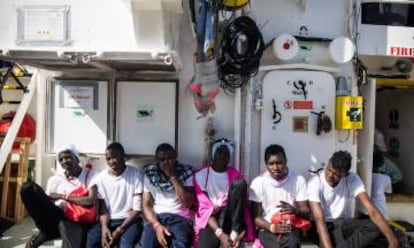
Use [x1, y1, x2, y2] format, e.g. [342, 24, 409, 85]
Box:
[335, 96, 363, 129]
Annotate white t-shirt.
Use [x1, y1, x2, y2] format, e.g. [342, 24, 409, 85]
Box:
[307, 171, 365, 220]
[144, 174, 193, 218]
[372, 173, 392, 218]
[195, 167, 229, 208]
[249, 170, 307, 222]
[95, 166, 144, 219]
[46, 168, 97, 208]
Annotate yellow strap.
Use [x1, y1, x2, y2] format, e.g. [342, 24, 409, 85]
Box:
[223, 0, 249, 8]
[3, 85, 19, 90]
[387, 220, 407, 232]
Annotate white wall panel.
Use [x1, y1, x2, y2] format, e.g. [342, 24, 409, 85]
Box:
[116, 81, 176, 155]
[50, 80, 108, 154]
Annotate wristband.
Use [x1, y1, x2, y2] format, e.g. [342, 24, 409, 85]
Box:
[153, 222, 161, 230]
[215, 228, 223, 238]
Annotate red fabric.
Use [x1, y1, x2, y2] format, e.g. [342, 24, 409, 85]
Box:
[270, 212, 311, 231]
[0, 112, 36, 149]
[64, 186, 97, 224]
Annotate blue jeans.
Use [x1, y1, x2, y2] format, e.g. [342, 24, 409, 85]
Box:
[86, 218, 142, 248]
[140, 213, 193, 248]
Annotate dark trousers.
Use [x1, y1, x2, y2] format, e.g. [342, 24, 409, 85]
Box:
[140, 213, 192, 248]
[59, 219, 91, 248]
[86, 218, 142, 248]
[308, 219, 381, 248]
[258, 229, 301, 248]
[198, 179, 247, 248]
[20, 181, 87, 248]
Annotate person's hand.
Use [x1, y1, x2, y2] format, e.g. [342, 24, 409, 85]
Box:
[270, 220, 292, 234]
[154, 224, 171, 247]
[387, 236, 399, 248]
[101, 226, 112, 248]
[111, 226, 124, 242]
[277, 201, 296, 214]
[160, 159, 175, 179]
[231, 230, 246, 248]
[218, 233, 232, 248]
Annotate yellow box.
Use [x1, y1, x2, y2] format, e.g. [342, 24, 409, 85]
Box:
[335, 96, 363, 129]
[223, 0, 249, 8]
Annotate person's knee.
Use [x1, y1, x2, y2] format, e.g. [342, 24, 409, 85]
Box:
[20, 181, 37, 195]
[140, 225, 158, 248]
[58, 220, 66, 231]
[366, 220, 381, 237]
[172, 233, 193, 248]
[87, 224, 101, 239]
[290, 236, 301, 247]
[173, 239, 192, 248]
[120, 236, 137, 247]
[231, 179, 247, 190]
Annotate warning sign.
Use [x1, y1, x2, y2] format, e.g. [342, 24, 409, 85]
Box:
[293, 101, 313, 109]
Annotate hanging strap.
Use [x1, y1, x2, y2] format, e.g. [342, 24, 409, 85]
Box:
[82, 169, 91, 188]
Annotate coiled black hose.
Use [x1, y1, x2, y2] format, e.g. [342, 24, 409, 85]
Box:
[217, 16, 264, 91]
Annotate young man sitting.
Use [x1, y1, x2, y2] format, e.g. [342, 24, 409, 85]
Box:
[307, 150, 398, 248]
[141, 143, 194, 248]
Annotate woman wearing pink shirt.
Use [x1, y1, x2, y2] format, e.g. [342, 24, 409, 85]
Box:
[194, 138, 254, 248]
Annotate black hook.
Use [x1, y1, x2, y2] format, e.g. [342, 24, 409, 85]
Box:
[272, 99, 282, 124]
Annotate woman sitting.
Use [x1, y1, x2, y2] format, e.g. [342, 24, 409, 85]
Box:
[194, 138, 254, 248]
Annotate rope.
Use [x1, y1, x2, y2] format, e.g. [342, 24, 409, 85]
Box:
[203, 116, 216, 164]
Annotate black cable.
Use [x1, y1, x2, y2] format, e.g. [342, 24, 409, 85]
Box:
[216, 16, 264, 91]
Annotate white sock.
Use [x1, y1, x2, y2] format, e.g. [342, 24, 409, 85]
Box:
[230, 230, 238, 242]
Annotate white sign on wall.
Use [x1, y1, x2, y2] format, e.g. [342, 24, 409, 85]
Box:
[16, 5, 70, 45]
[62, 86, 95, 109]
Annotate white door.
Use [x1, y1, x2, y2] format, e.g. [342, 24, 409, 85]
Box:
[260, 70, 336, 176]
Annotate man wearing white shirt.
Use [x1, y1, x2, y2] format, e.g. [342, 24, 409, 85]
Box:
[249, 144, 310, 248]
[86, 142, 143, 248]
[21, 145, 98, 248]
[372, 149, 392, 218]
[307, 150, 398, 248]
[141, 143, 194, 248]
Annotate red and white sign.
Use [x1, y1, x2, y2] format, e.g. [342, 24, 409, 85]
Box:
[293, 100, 313, 109]
[63, 86, 94, 109]
[389, 46, 414, 57]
